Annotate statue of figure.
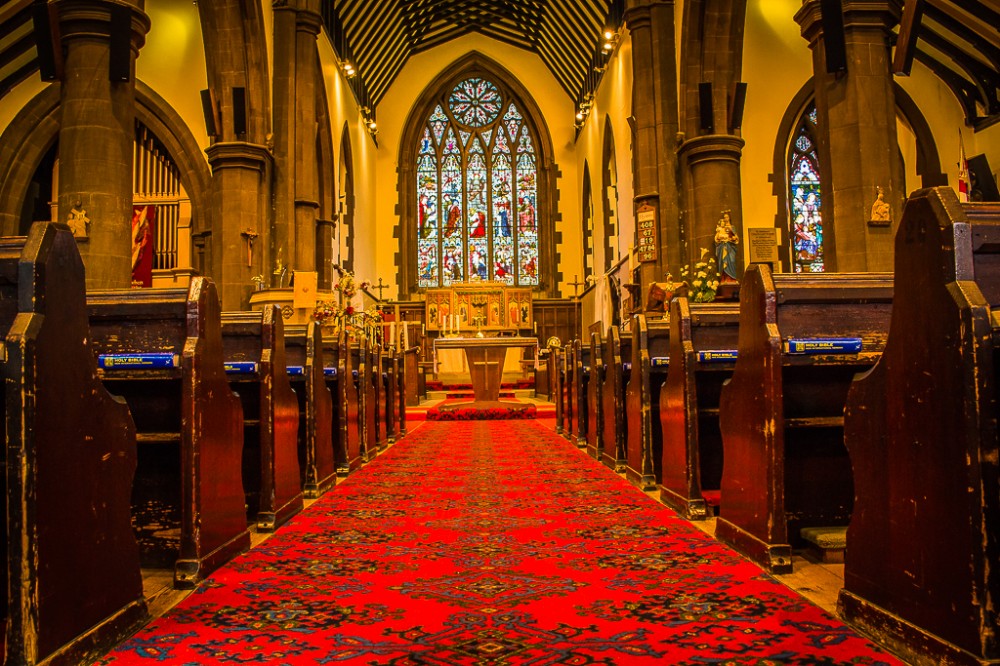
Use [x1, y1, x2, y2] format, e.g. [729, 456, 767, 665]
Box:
[67, 201, 90, 238]
[714, 211, 740, 282]
[870, 186, 891, 224]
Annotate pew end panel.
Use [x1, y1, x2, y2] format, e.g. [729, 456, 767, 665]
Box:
[221, 307, 303, 532]
[575, 342, 590, 447]
[4, 223, 148, 664]
[88, 279, 251, 589]
[286, 322, 336, 497]
[841, 188, 1000, 665]
[340, 331, 362, 473]
[586, 331, 604, 461]
[626, 315, 667, 491]
[320, 331, 354, 476]
[717, 264, 791, 573]
[601, 327, 627, 472]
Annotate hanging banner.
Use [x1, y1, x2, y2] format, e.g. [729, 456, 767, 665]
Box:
[131, 205, 155, 287]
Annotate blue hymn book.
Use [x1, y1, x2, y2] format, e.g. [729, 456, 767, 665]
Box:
[224, 361, 258, 374]
[98, 353, 178, 369]
[785, 338, 863, 354]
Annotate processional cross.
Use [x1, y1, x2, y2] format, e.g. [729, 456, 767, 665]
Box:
[373, 277, 388, 301]
[568, 274, 585, 297]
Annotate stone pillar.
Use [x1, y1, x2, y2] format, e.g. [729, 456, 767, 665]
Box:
[205, 142, 273, 311]
[796, 0, 905, 272]
[271, 1, 297, 277]
[678, 135, 744, 269]
[293, 6, 322, 273]
[53, 0, 149, 289]
[625, 0, 682, 296]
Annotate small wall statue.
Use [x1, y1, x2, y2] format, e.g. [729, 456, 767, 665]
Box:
[869, 186, 891, 226]
[714, 210, 740, 283]
[67, 201, 90, 239]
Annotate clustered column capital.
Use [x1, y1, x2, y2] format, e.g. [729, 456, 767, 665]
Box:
[51, 0, 150, 50]
[796, 0, 902, 45]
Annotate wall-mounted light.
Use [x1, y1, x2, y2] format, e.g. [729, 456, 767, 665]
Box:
[342, 60, 356, 78]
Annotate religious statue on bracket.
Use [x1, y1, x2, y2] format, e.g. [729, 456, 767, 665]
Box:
[714, 210, 740, 283]
[67, 201, 90, 239]
[869, 186, 891, 226]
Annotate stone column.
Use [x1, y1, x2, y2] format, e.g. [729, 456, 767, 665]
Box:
[796, 0, 905, 272]
[53, 0, 149, 289]
[271, 1, 297, 276]
[678, 135, 744, 267]
[205, 143, 273, 311]
[293, 6, 322, 273]
[625, 0, 682, 296]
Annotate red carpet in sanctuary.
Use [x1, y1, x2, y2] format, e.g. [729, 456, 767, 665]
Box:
[100, 421, 900, 665]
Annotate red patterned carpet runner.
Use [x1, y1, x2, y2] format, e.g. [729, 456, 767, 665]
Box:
[101, 421, 900, 665]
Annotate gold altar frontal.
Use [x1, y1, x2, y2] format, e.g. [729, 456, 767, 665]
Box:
[434, 337, 537, 402]
[426, 283, 533, 333]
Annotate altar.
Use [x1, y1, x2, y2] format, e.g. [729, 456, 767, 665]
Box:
[434, 337, 537, 402]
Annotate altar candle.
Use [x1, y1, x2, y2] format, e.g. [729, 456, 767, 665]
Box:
[390, 322, 396, 347]
[533, 321, 538, 335]
[404, 322, 410, 349]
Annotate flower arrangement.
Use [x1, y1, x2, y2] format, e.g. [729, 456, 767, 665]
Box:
[678, 248, 720, 303]
[313, 265, 380, 336]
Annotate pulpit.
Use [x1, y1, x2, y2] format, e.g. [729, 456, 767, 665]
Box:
[434, 337, 537, 401]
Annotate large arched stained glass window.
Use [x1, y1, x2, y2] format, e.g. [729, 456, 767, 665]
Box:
[416, 77, 539, 287]
[788, 104, 824, 272]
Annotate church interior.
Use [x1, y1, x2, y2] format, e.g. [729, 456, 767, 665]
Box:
[0, 0, 998, 664]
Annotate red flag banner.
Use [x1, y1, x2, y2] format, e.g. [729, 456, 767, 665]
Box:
[958, 130, 970, 203]
[131, 205, 156, 287]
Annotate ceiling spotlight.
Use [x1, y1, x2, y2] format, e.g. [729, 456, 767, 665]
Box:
[602, 41, 614, 51]
[368, 120, 377, 130]
[604, 29, 614, 40]
[575, 111, 584, 121]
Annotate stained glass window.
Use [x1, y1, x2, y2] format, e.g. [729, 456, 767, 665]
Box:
[416, 76, 540, 288]
[789, 103, 824, 273]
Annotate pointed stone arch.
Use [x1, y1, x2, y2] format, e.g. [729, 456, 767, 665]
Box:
[396, 51, 560, 298]
[339, 122, 356, 276]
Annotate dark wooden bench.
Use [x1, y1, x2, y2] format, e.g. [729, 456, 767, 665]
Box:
[659, 299, 739, 520]
[840, 188, 1000, 665]
[403, 345, 422, 407]
[393, 345, 407, 438]
[88, 277, 250, 589]
[625, 315, 669, 490]
[717, 265, 892, 573]
[536, 347, 552, 400]
[221, 307, 302, 531]
[285, 321, 335, 497]
[563, 341, 578, 442]
[573, 339, 589, 448]
[323, 331, 362, 476]
[551, 345, 565, 433]
[601, 327, 628, 471]
[354, 338, 378, 461]
[3, 223, 147, 664]
[320, 329, 358, 476]
[585, 330, 604, 460]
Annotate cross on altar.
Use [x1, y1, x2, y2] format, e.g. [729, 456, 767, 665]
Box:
[568, 274, 585, 297]
[372, 277, 388, 301]
[472, 314, 486, 327]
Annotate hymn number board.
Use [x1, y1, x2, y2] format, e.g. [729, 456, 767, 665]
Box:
[637, 204, 658, 263]
[426, 283, 532, 331]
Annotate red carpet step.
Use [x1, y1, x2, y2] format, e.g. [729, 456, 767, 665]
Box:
[100, 421, 901, 665]
[426, 399, 537, 420]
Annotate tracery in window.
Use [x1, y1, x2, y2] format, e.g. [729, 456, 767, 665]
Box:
[416, 77, 539, 288]
[788, 104, 824, 273]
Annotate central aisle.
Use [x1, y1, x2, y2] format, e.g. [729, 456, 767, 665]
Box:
[102, 420, 899, 665]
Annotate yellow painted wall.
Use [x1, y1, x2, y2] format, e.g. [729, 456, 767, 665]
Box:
[740, 0, 813, 268]
[138, 1, 210, 151]
[573, 31, 634, 333]
[372, 32, 580, 300]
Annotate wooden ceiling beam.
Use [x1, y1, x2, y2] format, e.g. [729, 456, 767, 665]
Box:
[893, 0, 924, 74]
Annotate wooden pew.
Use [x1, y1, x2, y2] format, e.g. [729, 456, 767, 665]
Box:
[659, 299, 739, 520]
[394, 346, 407, 437]
[374, 343, 389, 450]
[354, 338, 378, 461]
[88, 278, 250, 589]
[221, 307, 302, 531]
[840, 189, 1000, 665]
[403, 345, 422, 407]
[285, 322, 336, 497]
[573, 339, 589, 447]
[563, 341, 578, 442]
[327, 331, 363, 476]
[625, 315, 669, 490]
[600, 327, 628, 471]
[551, 345, 564, 433]
[536, 347, 552, 400]
[585, 330, 604, 460]
[3, 223, 147, 664]
[717, 265, 892, 573]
